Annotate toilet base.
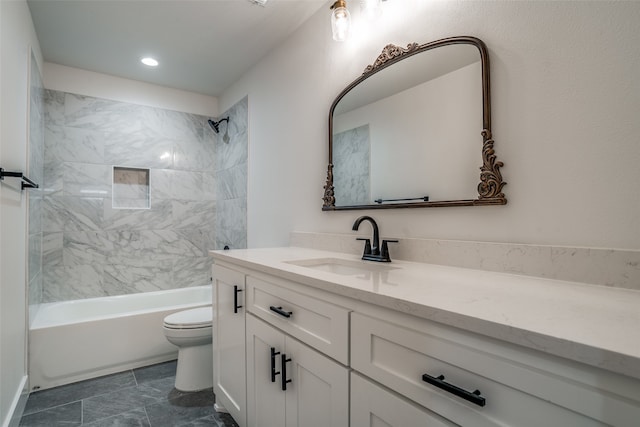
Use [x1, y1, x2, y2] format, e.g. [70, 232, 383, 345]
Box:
[174, 343, 213, 392]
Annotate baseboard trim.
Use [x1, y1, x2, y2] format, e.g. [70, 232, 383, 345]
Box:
[2, 375, 28, 427]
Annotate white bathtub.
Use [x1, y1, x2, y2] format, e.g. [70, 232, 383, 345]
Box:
[29, 285, 212, 391]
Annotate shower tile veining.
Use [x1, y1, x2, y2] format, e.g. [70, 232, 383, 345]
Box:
[19, 361, 238, 427]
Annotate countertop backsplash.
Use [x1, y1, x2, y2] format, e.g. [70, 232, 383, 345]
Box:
[290, 231, 640, 291]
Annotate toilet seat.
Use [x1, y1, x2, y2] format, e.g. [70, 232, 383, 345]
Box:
[163, 307, 212, 329]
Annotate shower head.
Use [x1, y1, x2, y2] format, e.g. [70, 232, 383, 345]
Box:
[208, 117, 229, 134]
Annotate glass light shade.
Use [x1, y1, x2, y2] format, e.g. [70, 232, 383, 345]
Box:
[360, 0, 382, 20]
[331, 5, 351, 42]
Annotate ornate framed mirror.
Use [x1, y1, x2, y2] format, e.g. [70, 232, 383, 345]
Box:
[323, 36, 506, 210]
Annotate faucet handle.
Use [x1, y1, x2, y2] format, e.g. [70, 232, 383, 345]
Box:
[380, 239, 399, 261]
[356, 238, 372, 255]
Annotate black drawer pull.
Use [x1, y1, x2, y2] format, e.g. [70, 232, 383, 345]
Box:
[422, 373, 486, 407]
[269, 306, 292, 318]
[233, 285, 243, 314]
[270, 347, 281, 383]
[281, 353, 292, 391]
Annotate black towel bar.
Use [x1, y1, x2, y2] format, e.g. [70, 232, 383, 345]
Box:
[0, 168, 39, 190]
[374, 196, 429, 204]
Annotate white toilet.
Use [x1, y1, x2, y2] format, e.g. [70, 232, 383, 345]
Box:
[163, 307, 213, 391]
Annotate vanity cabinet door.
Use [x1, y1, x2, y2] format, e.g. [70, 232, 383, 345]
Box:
[351, 372, 457, 427]
[246, 315, 349, 427]
[284, 336, 349, 427]
[213, 264, 247, 427]
[246, 314, 286, 427]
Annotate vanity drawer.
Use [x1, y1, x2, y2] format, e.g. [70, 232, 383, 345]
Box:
[352, 311, 640, 427]
[351, 372, 457, 427]
[246, 275, 350, 365]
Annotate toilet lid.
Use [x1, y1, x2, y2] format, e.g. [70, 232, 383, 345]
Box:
[163, 307, 212, 329]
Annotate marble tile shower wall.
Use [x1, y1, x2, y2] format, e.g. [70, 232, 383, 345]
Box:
[41, 90, 224, 302]
[333, 125, 370, 206]
[28, 52, 45, 312]
[215, 96, 248, 250]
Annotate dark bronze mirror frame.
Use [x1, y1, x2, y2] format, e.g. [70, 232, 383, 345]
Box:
[322, 36, 506, 210]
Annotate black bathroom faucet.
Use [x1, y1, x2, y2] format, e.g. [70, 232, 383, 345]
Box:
[351, 216, 398, 262]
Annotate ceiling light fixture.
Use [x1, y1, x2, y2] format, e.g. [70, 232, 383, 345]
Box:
[248, 0, 268, 6]
[141, 57, 159, 67]
[330, 0, 351, 42]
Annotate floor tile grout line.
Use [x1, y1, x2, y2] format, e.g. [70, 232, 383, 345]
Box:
[24, 374, 142, 419]
[21, 398, 83, 417]
[132, 367, 139, 386]
[24, 370, 139, 413]
[79, 378, 180, 425]
[143, 406, 151, 427]
[81, 405, 149, 426]
[21, 362, 183, 425]
[73, 378, 139, 406]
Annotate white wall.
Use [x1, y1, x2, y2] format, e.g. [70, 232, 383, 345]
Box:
[221, 1, 640, 250]
[44, 62, 218, 117]
[0, 1, 43, 424]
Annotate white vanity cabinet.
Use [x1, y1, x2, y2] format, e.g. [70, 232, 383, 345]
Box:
[246, 315, 349, 427]
[212, 264, 247, 427]
[244, 274, 350, 427]
[351, 307, 640, 427]
[212, 252, 640, 427]
[213, 262, 351, 427]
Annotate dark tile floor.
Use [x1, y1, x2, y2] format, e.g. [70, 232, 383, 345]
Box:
[19, 360, 239, 427]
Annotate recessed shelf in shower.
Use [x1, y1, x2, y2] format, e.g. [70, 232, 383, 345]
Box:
[112, 166, 150, 209]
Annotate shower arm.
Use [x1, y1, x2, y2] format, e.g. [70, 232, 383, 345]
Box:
[208, 117, 229, 134]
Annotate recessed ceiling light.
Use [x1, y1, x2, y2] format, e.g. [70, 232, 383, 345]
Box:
[141, 57, 159, 67]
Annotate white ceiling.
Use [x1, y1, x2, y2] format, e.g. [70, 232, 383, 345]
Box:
[27, 0, 328, 97]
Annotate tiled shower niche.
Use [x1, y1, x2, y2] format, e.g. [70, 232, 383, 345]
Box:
[112, 167, 150, 209]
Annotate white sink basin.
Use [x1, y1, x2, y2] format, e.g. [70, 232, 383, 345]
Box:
[285, 257, 399, 276]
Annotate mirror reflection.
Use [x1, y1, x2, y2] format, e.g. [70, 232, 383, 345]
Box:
[333, 44, 481, 206]
[323, 37, 506, 210]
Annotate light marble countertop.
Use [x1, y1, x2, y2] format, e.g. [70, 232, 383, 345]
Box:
[210, 246, 640, 381]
